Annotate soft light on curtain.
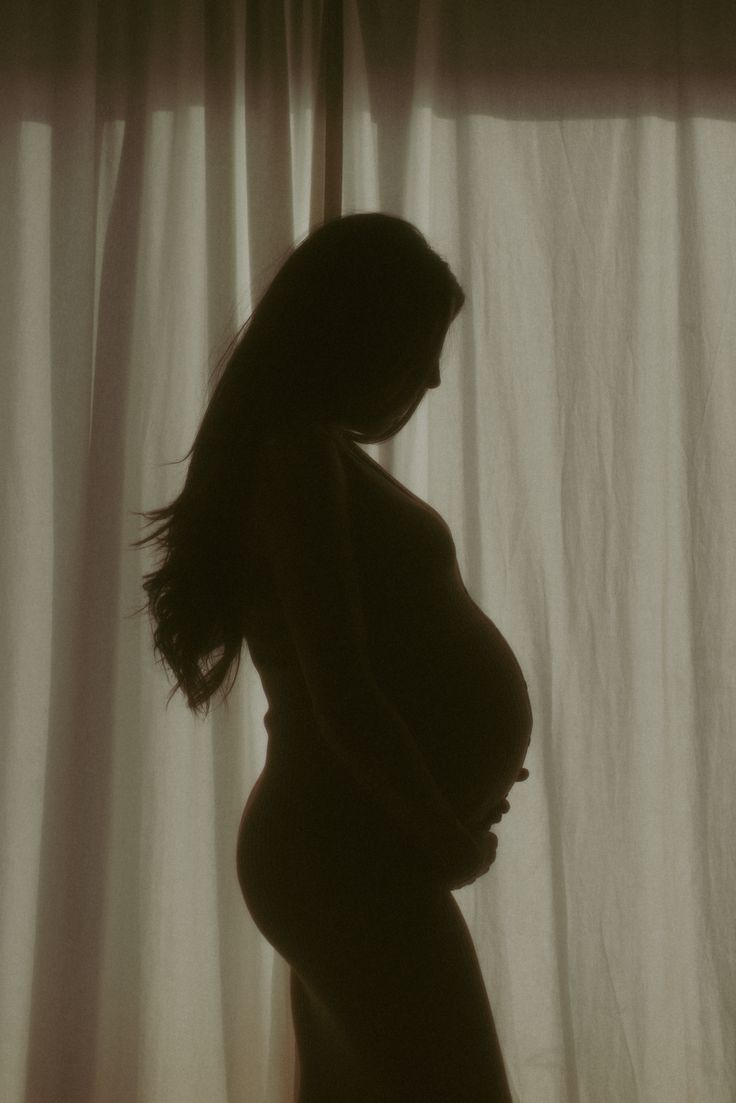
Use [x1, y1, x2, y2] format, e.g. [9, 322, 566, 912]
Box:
[1, 1, 735, 1100]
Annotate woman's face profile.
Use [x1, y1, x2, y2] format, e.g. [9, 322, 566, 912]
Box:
[332, 317, 450, 438]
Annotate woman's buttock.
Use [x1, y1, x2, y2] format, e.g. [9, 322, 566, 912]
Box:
[237, 753, 441, 927]
[236, 760, 447, 973]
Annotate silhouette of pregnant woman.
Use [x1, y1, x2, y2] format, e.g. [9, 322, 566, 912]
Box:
[134, 213, 532, 1102]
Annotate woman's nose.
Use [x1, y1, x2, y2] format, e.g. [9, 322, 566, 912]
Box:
[427, 361, 441, 388]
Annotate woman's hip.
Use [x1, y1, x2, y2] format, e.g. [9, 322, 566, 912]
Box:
[236, 766, 438, 934]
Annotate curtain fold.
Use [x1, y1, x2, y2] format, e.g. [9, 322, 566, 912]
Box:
[2, 2, 734, 1101]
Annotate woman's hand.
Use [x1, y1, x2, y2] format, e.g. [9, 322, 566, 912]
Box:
[445, 767, 530, 885]
[433, 768, 530, 889]
[471, 767, 531, 830]
[445, 830, 499, 890]
[491, 766, 530, 820]
[486, 799, 510, 825]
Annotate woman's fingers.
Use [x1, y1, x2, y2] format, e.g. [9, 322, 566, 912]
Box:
[517, 767, 530, 781]
[487, 799, 511, 825]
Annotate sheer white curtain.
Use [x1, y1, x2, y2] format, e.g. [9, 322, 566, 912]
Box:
[2, 1, 734, 1100]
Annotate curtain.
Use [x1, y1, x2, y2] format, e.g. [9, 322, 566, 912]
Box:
[2, 1, 735, 1100]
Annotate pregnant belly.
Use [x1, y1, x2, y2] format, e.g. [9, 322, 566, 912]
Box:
[371, 597, 533, 827]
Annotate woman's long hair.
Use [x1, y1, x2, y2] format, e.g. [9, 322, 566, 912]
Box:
[130, 212, 465, 718]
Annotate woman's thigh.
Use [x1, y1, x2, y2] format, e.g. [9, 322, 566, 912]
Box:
[239, 798, 511, 1100]
[288, 876, 511, 1102]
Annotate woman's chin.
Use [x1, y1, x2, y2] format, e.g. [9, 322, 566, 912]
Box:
[335, 389, 427, 440]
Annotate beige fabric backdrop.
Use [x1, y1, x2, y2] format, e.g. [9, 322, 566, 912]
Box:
[2, 1, 734, 1100]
